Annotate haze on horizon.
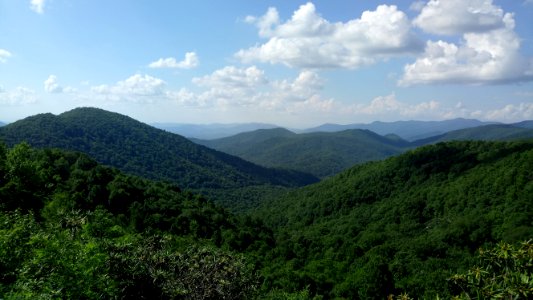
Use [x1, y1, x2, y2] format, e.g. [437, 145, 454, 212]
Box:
[1, 0, 533, 128]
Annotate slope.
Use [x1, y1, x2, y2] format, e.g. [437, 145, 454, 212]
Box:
[196, 128, 410, 178]
[254, 140, 533, 298]
[414, 124, 533, 145]
[0, 108, 318, 209]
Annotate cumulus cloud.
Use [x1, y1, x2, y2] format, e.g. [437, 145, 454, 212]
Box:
[484, 103, 533, 121]
[169, 65, 333, 112]
[236, 3, 422, 69]
[0, 49, 12, 63]
[148, 52, 199, 69]
[345, 94, 441, 118]
[30, 0, 46, 14]
[91, 74, 166, 103]
[44, 75, 76, 93]
[401, 1, 533, 86]
[413, 0, 506, 35]
[0, 87, 37, 105]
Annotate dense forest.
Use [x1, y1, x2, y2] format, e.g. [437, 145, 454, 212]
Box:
[195, 128, 408, 178]
[1, 140, 532, 299]
[0, 108, 317, 211]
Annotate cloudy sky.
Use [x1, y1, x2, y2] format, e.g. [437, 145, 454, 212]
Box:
[1, 0, 533, 127]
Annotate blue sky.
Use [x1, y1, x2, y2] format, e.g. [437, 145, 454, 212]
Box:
[1, 0, 533, 128]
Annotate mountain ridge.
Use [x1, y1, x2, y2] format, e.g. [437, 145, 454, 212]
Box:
[0, 107, 318, 209]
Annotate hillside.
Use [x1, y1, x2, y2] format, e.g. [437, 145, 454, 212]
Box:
[414, 124, 533, 145]
[153, 122, 278, 139]
[0, 143, 268, 299]
[0, 108, 317, 209]
[196, 128, 410, 178]
[254, 140, 533, 298]
[304, 118, 497, 141]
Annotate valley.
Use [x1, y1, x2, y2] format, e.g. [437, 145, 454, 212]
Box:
[0, 108, 532, 298]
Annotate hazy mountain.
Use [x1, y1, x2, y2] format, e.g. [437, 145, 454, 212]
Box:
[256, 140, 533, 298]
[413, 124, 533, 145]
[0, 108, 318, 209]
[0, 121, 5, 127]
[196, 128, 410, 178]
[512, 120, 533, 129]
[152, 122, 278, 139]
[303, 118, 498, 141]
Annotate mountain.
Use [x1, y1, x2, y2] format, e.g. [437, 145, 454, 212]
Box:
[0, 108, 318, 209]
[304, 118, 498, 141]
[152, 122, 278, 139]
[512, 120, 533, 129]
[255, 140, 533, 298]
[414, 124, 533, 145]
[0, 121, 5, 127]
[196, 128, 410, 178]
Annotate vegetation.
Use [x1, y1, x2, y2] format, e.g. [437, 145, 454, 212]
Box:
[0, 108, 318, 211]
[197, 128, 409, 178]
[1, 122, 532, 298]
[254, 140, 533, 298]
[0, 142, 266, 299]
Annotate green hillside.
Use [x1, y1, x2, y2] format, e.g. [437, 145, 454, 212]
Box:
[254, 140, 533, 298]
[0, 108, 317, 210]
[414, 124, 533, 145]
[197, 128, 410, 178]
[0, 142, 268, 299]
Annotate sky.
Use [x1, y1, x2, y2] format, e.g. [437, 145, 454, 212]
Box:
[1, 0, 533, 128]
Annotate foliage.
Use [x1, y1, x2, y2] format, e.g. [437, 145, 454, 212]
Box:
[0, 142, 264, 299]
[254, 140, 533, 298]
[449, 240, 533, 299]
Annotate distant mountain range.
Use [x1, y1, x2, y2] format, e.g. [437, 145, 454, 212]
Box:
[0, 121, 5, 127]
[196, 121, 533, 178]
[413, 124, 533, 145]
[195, 128, 409, 178]
[0, 108, 317, 210]
[152, 122, 278, 139]
[302, 118, 498, 141]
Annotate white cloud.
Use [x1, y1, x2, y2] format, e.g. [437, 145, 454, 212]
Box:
[484, 103, 533, 121]
[413, 0, 506, 35]
[148, 52, 199, 69]
[346, 93, 441, 118]
[236, 3, 422, 69]
[0, 49, 12, 63]
[30, 0, 46, 14]
[401, 7, 533, 85]
[44, 75, 76, 93]
[91, 74, 166, 103]
[0, 87, 37, 105]
[169, 65, 333, 113]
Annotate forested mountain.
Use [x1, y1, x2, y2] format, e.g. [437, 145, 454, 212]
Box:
[153, 122, 278, 139]
[0, 108, 317, 210]
[196, 128, 410, 178]
[414, 124, 533, 145]
[512, 120, 533, 129]
[0, 143, 268, 299]
[254, 140, 533, 298]
[0, 140, 531, 299]
[304, 118, 497, 141]
[0, 122, 5, 127]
